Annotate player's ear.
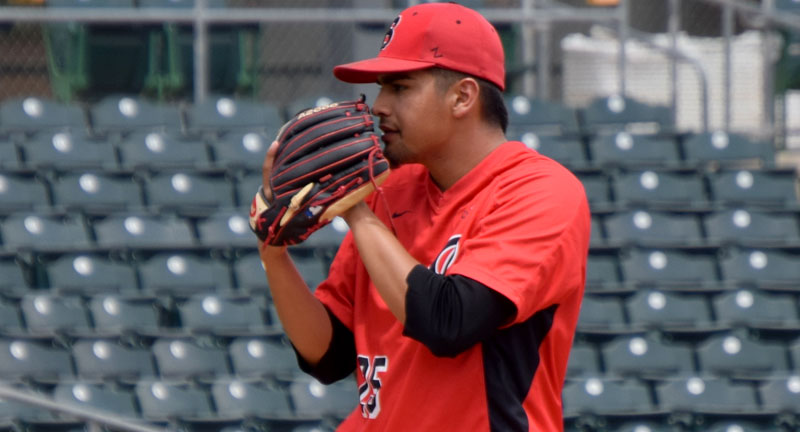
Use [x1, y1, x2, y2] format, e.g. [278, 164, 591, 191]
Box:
[450, 77, 480, 119]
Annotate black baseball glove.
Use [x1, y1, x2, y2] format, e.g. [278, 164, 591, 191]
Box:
[249, 96, 390, 246]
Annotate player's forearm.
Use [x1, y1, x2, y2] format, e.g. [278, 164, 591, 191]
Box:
[342, 202, 420, 324]
[259, 244, 333, 365]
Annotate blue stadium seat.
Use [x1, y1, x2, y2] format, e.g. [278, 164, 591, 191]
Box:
[0, 96, 86, 136]
[0, 173, 50, 214]
[588, 132, 680, 168]
[89, 95, 183, 137]
[625, 290, 714, 333]
[719, 248, 800, 291]
[682, 131, 775, 168]
[562, 377, 655, 417]
[72, 338, 156, 380]
[117, 130, 209, 170]
[211, 378, 294, 419]
[50, 171, 144, 214]
[43, 253, 138, 294]
[228, 337, 298, 379]
[209, 131, 270, 171]
[196, 208, 254, 249]
[151, 338, 230, 380]
[579, 95, 674, 136]
[88, 295, 163, 336]
[655, 377, 759, 414]
[612, 170, 708, 210]
[710, 169, 799, 209]
[621, 248, 719, 289]
[712, 289, 800, 331]
[506, 95, 581, 137]
[601, 334, 695, 379]
[176, 294, 269, 336]
[604, 210, 704, 247]
[0, 213, 91, 252]
[704, 209, 800, 247]
[53, 382, 138, 417]
[20, 130, 117, 170]
[696, 331, 789, 378]
[92, 213, 195, 250]
[0, 338, 74, 382]
[287, 377, 358, 420]
[135, 380, 214, 421]
[137, 252, 232, 296]
[19, 293, 92, 336]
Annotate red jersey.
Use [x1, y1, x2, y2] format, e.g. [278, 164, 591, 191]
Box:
[315, 141, 591, 431]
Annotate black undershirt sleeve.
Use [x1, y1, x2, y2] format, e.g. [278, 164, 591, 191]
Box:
[402, 264, 517, 358]
[293, 306, 357, 384]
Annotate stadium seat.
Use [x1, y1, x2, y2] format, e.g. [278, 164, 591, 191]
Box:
[209, 131, 270, 171]
[601, 334, 695, 379]
[588, 132, 680, 168]
[89, 95, 183, 137]
[211, 378, 294, 419]
[655, 377, 759, 414]
[712, 289, 800, 331]
[576, 295, 629, 335]
[696, 331, 789, 378]
[703, 209, 800, 247]
[196, 208, 254, 249]
[0, 385, 58, 423]
[0, 338, 74, 382]
[176, 294, 269, 336]
[0, 96, 86, 136]
[578, 95, 674, 136]
[505, 95, 581, 137]
[604, 210, 704, 247]
[612, 170, 708, 210]
[566, 343, 600, 379]
[621, 248, 719, 288]
[0, 300, 23, 334]
[709, 169, 799, 209]
[516, 134, 587, 168]
[42, 253, 138, 294]
[288, 377, 358, 420]
[20, 130, 116, 170]
[682, 131, 774, 168]
[117, 131, 209, 170]
[137, 252, 232, 296]
[92, 213, 195, 250]
[72, 338, 156, 380]
[53, 382, 138, 417]
[232, 252, 268, 292]
[135, 380, 214, 421]
[143, 171, 235, 214]
[50, 171, 143, 215]
[585, 252, 622, 292]
[151, 338, 230, 380]
[299, 218, 349, 253]
[0, 213, 91, 252]
[561, 377, 655, 417]
[229, 337, 298, 379]
[758, 376, 800, 414]
[88, 295, 163, 336]
[184, 96, 283, 136]
[576, 172, 612, 210]
[19, 293, 92, 336]
[719, 248, 800, 290]
[704, 419, 782, 432]
[0, 255, 30, 297]
[625, 290, 714, 332]
[0, 139, 20, 170]
[0, 173, 50, 214]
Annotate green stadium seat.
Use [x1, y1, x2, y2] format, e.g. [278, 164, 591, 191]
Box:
[117, 131, 209, 170]
[232, 252, 268, 293]
[682, 131, 774, 168]
[92, 213, 195, 250]
[712, 289, 800, 331]
[176, 294, 269, 336]
[196, 208, 254, 249]
[228, 337, 298, 379]
[137, 252, 232, 296]
[710, 169, 799, 209]
[0, 300, 24, 335]
[53, 382, 138, 417]
[20, 293, 92, 336]
[720, 248, 800, 291]
[0, 97, 86, 135]
[703, 209, 800, 247]
[135, 380, 214, 421]
[604, 210, 704, 248]
[601, 334, 695, 379]
[89, 95, 183, 137]
[565, 343, 600, 379]
[87, 296, 162, 336]
[209, 131, 270, 171]
[0, 173, 50, 214]
[612, 170, 709, 211]
[696, 331, 789, 378]
[562, 378, 655, 417]
[655, 377, 759, 414]
[517, 134, 587, 168]
[1, 213, 91, 252]
[288, 377, 358, 420]
[151, 337, 230, 380]
[21, 130, 117, 171]
[143, 171, 235, 214]
[51, 171, 144, 215]
[621, 248, 719, 288]
[184, 96, 283, 136]
[0, 139, 20, 170]
[759, 376, 800, 414]
[579, 95, 674, 136]
[588, 132, 681, 168]
[211, 378, 294, 419]
[42, 253, 139, 295]
[0, 338, 74, 382]
[625, 290, 714, 333]
[506, 95, 581, 137]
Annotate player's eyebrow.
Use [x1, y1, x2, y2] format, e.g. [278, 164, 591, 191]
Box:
[377, 73, 413, 86]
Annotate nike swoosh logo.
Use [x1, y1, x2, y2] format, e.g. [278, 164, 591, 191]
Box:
[391, 210, 411, 219]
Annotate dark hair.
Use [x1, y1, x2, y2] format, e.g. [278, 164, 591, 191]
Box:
[430, 67, 508, 133]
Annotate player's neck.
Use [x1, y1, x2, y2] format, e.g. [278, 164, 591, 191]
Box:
[424, 121, 507, 191]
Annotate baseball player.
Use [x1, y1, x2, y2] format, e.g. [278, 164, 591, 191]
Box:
[257, 3, 590, 431]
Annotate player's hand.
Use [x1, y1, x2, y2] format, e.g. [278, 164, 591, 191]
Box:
[261, 140, 280, 202]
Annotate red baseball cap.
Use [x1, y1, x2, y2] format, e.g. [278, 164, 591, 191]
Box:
[333, 2, 506, 91]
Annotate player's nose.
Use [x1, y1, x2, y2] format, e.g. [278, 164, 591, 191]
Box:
[371, 90, 390, 118]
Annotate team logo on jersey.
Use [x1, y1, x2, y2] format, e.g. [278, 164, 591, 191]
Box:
[381, 16, 401, 50]
[430, 234, 462, 275]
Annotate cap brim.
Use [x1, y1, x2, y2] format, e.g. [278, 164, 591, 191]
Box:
[333, 56, 436, 84]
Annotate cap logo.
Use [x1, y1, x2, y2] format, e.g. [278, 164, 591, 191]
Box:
[381, 15, 401, 50]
